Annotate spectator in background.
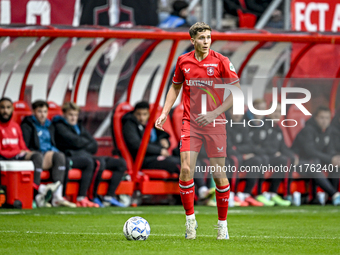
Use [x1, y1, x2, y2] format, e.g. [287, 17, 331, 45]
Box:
[223, 0, 283, 28]
[53, 102, 126, 208]
[251, 103, 293, 206]
[123, 101, 181, 174]
[331, 110, 340, 191]
[159, 0, 190, 28]
[292, 106, 340, 205]
[21, 100, 76, 208]
[223, 0, 242, 17]
[122, 101, 214, 205]
[0, 97, 59, 208]
[244, 98, 267, 123]
[226, 108, 264, 206]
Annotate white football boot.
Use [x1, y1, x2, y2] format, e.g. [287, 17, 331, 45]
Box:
[185, 219, 198, 239]
[216, 221, 229, 240]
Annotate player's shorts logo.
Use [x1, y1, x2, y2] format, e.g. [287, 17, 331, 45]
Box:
[207, 66, 214, 76]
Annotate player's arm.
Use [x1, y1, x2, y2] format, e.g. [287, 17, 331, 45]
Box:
[212, 81, 241, 116]
[155, 82, 182, 131]
[195, 82, 241, 126]
[196, 57, 240, 127]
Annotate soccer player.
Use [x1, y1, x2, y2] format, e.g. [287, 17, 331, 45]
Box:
[155, 22, 241, 240]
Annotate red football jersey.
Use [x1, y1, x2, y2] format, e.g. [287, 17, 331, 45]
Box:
[0, 120, 28, 159]
[172, 50, 239, 134]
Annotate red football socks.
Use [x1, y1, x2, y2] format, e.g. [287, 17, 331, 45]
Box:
[179, 179, 195, 216]
[215, 184, 230, 221]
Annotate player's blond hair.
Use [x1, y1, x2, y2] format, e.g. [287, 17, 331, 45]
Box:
[189, 22, 212, 38]
[253, 98, 266, 107]
[62, 102, 80, 113]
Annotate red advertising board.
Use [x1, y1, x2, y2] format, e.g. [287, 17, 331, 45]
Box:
[291, 0, 340, 78]
[0, 0, 76, 25]
[292, 0, 340, 32]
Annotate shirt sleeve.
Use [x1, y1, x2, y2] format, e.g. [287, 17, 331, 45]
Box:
[16, 124, 29, 151]
[172, 58, 184, 84]
[220, 57, 239, 83]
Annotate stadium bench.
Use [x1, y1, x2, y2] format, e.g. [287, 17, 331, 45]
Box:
[12, 100, 32, 124]
[112, 102, 179, 196]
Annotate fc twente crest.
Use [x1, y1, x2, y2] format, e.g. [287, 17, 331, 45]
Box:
[207, 66, 214, 76]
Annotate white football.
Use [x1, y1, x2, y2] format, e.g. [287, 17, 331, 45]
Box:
[123, 216, 151, 241]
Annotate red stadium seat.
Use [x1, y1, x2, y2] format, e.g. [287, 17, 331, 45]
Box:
[112, 102, 135, 171]
[237, 9, 257, 28]
[47, 101, 63, 120]
[12, 100, 32, 124]
[237, 0, 257, 28]
[112, 102, 179, 196]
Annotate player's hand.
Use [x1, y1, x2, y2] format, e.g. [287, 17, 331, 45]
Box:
[160, 138, 169, 149]
[243, 153, 255, 160]
[195, 111, 218, 127]
[274, 151, 281, 157]
[155, 114, 167, 131]
[331, 155, 340, 166]
[160, 148, 170, 157]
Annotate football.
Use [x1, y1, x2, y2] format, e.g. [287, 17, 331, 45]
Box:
[123, 216, 151, 241]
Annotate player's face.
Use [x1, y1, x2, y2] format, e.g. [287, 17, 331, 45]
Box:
[315, 111, 331, 131]
[230, 108, 244, 122]
[253, 102, 267, 120]
[269, 104, 281, 124]
[64, 109, 79, 126]
[134, 108, 149, 126]
[0, 100, 13, 121]
[33, 106, 48, 125]
[191, 30, 211, 56]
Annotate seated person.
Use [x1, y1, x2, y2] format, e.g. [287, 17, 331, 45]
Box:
[122, 101, 181, 174]
[251, 103, 293, 206]
[123, 101, 214, 204]
[159, 0, 190, 28]
[0, 97, 59, 208]
[21, 100, 76, 208]
[292, 106, 340, 205]
[226, 108, 264, 207]
[53, 102, 126, 207]
[331, 110, 340, 191]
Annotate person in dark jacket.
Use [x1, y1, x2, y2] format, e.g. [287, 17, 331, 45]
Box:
[53, 102, 126, 208]
[123, 101, 215, 205]
[331, 110, 340, 191]
[123, 101, 181, 173]
[21, 100, 76, 208]
[226, 109, 264, 206]
[159, 0, 190, 28]
[292, 106, 340, 205]
[251, 103, 293, 206]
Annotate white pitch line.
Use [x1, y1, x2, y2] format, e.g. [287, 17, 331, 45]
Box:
[110, 211, 144, 214]
[57, 211, 91, 215]
[0, 212, 25, 215]
[0, 230, 339, 240]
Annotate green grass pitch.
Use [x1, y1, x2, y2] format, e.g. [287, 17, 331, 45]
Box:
[1, 206, 340, 254]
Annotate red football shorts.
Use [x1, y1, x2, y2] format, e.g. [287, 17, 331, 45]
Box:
[179, 128, 227, 158]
